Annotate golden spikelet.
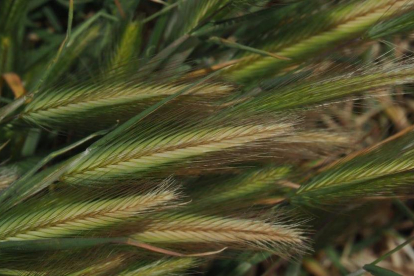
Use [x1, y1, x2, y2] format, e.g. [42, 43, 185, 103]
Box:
[132, 213, 307, 256]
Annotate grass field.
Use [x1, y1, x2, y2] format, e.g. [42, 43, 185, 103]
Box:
[1, 0, 414, 275]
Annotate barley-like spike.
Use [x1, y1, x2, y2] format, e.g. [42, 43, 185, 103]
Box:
[293, 130, 414, 205]
[167, 0, 231, 42]
[187, 166, 292, 213]
[67, 255, 127, 276]
[0, 186, 179, 241]
[118, 258, 198, 276]
[234, 61, 414, 113]
[227, 0, 413, 82]
[61, 118, 295, 184]
[22, 80, 232, 130]
[107, 20, 142, 72]
[132, 213, 308, 257]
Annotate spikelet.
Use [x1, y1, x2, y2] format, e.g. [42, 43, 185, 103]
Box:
[22, 79, 233, 131]
[0, 246, 133, 275]
[60, 115, 296, 184]
[226, 0, 413, 82]
[117, 258, 197, 276]
[107, 21, 142, 72]
[167, 0, 231, 41]
[0, 186, 179, 241]
[132, 213, 307, 257]
[186, 166, 292, 214]
[292, 130, 414, 206]
[234, 60, 414, 113]
[67, 255, 127, 276]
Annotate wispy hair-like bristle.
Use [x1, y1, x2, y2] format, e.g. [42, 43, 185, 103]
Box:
[132, 212, 308, 257]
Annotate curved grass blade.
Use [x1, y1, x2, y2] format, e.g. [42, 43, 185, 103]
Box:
[0, 127, 112, 210]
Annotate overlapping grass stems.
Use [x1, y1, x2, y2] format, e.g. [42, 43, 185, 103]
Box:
[223, 0, 414, 82]
[1, 0, 414, 275]
[292, 131, 414, 206]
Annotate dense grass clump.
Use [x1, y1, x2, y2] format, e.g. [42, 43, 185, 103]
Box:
[1, 0, 414, 275]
